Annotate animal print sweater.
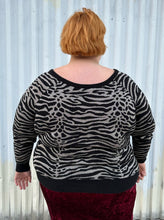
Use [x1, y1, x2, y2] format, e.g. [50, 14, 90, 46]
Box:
[13, 69, 155, 193]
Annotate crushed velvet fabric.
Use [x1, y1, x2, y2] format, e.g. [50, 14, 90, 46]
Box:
[40, 183, 136, 220]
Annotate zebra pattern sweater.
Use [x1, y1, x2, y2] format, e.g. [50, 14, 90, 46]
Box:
[13, 69, 155, 193]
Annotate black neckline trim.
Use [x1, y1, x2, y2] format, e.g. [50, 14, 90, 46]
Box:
[48, 69, 118, 88]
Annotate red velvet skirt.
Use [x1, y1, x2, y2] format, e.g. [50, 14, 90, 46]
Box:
[40, 183, 136, 220]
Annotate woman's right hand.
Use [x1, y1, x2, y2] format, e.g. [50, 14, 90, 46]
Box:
[14, 170, 31, 190]
[137, 163, 146, 183]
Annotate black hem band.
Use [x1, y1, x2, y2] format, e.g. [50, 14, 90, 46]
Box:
[37, 172, 139, 194]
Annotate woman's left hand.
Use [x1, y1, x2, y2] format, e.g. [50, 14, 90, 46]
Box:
[14, 170, 31, 190]
[137, 163, 146, 183]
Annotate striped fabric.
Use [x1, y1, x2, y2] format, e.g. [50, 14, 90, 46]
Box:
[13, 69, 155, 184]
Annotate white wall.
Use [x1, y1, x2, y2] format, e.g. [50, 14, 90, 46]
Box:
[0, 0, 164, 219]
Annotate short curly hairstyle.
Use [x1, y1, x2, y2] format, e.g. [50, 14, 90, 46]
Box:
[60, 8, 106, 57]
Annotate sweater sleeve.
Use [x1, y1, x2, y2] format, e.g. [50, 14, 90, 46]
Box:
[132, 85, 155, 163]
[13, 87, 37, 172]
[13, 72, 53, 172]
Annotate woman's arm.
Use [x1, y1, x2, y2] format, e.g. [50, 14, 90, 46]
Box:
[13, 71, 53, 189]
[132, 86, 155, 163]
[13, 87, 37, 173]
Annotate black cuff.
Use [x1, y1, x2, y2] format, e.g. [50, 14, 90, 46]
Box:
[137, 158, 146, 163]
[16, 162, 30, 172]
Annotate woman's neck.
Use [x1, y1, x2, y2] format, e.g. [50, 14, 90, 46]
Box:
[68, 55, 101, 65]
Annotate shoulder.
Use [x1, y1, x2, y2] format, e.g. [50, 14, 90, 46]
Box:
[114, 69, 143, 103]
[114, 69, 131, 82]
[31, 71, 55, 88]
[29, 69, 59, 92]
[114, 69, 138, 88]
[23, 70, 56, 101]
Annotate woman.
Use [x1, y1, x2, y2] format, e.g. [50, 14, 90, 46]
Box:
[13, 8, 155, 220]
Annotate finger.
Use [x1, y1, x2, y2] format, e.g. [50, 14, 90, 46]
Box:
[15, 177, 21, 186]
[137, 176, 140, 183]
[140, 173, 146, 178]
[140, 172, 146, 178]
[25, 179, 28, 187]
[28, 176, 31, 183]
[137, 175, 143, 183]
[139, 175, 144, 180]
[26, 181, 28, 187]
[137, 178, 141, 183]
[142, 171, 146, 176]
[18, 182, 22, 190]
[141, 168, 146, 174]
[16, 178, 23, 190]
[139, 175, 145, 181]
[16, 179, 21, 188]
[21, 180, 26, 190]
[24, 178, 29, 189]
[15, 179, 18, 186]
